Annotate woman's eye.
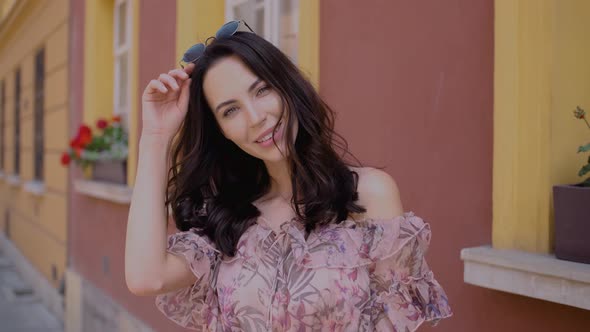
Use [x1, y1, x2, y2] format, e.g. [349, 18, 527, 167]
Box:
[257, 85, 270, 96]
[224, 107, 237, 117]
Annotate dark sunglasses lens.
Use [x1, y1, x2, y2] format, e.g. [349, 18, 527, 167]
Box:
[183, 43, 206, 63]
[216, 21, 239, 39]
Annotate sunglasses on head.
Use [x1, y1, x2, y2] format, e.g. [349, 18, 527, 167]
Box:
[179, 20, 255, 68]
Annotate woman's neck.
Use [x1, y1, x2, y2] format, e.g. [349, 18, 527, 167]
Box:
[264, 159, 293, 201]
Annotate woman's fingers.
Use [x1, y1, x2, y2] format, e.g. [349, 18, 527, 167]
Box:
[144, 66, 193, 97]
[168, 68, 189, 81]
[158, 73, 180, 91]
[147, 79, 168, 94]
[183, 62, 195, 76]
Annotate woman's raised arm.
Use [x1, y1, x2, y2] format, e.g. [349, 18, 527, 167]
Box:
[124, 65, 202, 295]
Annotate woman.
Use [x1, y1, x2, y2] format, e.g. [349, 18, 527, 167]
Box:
[125, 20, 452, 331]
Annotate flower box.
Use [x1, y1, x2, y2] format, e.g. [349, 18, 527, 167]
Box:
[61, 116, 129, 183]
[91, 160, 127, 184]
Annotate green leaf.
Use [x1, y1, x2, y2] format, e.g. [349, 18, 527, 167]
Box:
[578, 163, 590, 177]
[578, 143, 590, 153]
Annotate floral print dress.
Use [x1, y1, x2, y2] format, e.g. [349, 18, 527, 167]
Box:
[155, 211, 453, 331]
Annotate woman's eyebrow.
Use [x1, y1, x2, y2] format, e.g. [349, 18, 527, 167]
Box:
[214, 78, 262, 113]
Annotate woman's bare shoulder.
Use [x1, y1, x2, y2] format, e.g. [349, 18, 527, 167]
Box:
[347, 166, 404, 221]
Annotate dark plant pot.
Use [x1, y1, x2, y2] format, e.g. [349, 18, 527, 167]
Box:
[91, 160, 127, 184]
[553, 183, 590, 264]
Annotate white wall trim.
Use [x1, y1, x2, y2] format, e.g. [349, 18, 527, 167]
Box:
[6, 174, 21, 187]
[73, 179, 133, 204]
[23, 179, 46, 196]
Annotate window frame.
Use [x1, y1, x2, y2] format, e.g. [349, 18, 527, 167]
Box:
[225, 0, 299, 64]
[113, 0, 131, 130]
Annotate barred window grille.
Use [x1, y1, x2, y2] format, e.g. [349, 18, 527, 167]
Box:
[34, 48, 45, 181]
[14, 68, 20, 176]
[0, 80, 5, 171]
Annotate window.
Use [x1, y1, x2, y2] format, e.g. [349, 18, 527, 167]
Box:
[34, 48, 44, 181]
[113, 0, 131, 130]
[13, 68, 20, 176]
[0, 80, 5, 171]
[225, 0, 299, 64]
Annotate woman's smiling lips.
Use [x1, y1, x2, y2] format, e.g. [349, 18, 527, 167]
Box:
[255, 121, 284, 147]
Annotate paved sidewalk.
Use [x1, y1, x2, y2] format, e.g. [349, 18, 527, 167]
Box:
[0, 249, 63, 332]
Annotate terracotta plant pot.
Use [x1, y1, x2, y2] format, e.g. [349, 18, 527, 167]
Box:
[91, 160, 127, 184]
[553, 183, 590, 264]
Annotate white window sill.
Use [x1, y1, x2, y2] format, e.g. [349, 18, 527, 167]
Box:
[23, 180, 46, 196]
[6, 174, 21, 187]
[74, 179, 133, 205]
[461, 245, 590, 311]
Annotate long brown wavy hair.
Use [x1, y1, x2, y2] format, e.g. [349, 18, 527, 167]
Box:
[165, 32, 382, 257]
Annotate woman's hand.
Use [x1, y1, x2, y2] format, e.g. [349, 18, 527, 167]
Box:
[141, 63, 195, 140]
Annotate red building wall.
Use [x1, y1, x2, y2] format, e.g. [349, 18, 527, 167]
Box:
[69, 0, 182, 331]
[318, 0, 590, 331]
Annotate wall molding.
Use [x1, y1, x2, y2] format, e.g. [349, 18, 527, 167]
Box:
[461, 245, 590, 311]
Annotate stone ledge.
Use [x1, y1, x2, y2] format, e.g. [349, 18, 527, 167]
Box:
[5, 174, 21, 187]
[461, 245, 590, 311]
[74, 179, 133, 205]
[23, 180, 46, 196]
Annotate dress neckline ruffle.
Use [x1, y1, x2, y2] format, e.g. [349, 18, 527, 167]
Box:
[223, 211, 430, 269]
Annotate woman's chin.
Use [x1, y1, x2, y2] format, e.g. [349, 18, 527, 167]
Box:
[255, 145, 289, 162]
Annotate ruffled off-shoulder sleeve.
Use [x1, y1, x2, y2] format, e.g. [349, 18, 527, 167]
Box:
[367, 212, 453, 331]
[155, 228, 219, 331]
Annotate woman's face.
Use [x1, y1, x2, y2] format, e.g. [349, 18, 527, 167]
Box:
[203, 55, 297, 162]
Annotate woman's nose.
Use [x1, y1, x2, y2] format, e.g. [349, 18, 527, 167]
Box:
[245, 103, 266, 127]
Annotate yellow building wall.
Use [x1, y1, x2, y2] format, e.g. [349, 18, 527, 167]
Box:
[298, 0, 319, 89]
[83, 1, 114, 124]
[0, 0, 69, 288]
[176, 0, 225, 63]
[493, 0, 590, 253]
[550, 1, 590, 188]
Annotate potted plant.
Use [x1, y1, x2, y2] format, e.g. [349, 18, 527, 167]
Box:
[553, 106, 590, 264]
[61, 115, 129, 184]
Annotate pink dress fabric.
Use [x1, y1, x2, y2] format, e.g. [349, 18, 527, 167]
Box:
[155, 211, 453, 331]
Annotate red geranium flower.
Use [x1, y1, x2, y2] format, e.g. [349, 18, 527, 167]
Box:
[112, 115, 121, 123]
[78, 125, 92, 147]
[69, 136, 80, 148]
[96, 118, 108, 129]
[60, 152, 71, 166]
